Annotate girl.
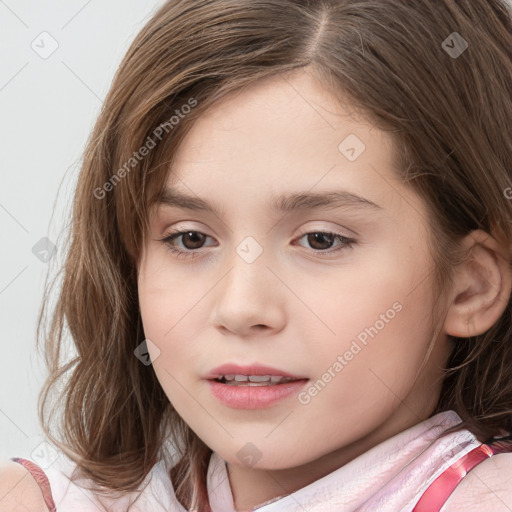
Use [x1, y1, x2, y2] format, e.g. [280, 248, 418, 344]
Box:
[2, 0, 512, 510]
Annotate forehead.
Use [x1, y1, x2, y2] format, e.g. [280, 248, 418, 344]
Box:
[145, 69, 433, 241]
[172, 70, 395, 164]
[162, 70, 400, 197]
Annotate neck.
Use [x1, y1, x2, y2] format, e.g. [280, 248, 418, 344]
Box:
[225, 405, 431, 511]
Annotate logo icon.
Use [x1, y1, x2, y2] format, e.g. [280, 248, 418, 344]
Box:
[31, 31, 59, 59]
[236, 442, 263, 468]
[236, 236, 263, 264]
[134, 338, 161, 365]
[31, 237, 56, 262]
[338, 134, 366, 161]
[442, 32, 468, 59]
[30, 441, 59, 469]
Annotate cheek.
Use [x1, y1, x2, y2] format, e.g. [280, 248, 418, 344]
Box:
[138, 246, 204, 329]
[137, 272, 207, 411]
[299, 247, 435, 397]
[300, 249, 425, 341]
[137, 254, 207, 369]
[138, 286, 206, 365]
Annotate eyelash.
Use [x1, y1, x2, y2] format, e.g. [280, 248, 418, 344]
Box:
[159, 229, 356, 260]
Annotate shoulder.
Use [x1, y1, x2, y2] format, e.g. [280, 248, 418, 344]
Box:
[441, 452, 512, 512]
[0, 459, 50, 512]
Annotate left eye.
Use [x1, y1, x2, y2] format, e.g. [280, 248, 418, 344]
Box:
[295, 231, 355, 252]
[159, 230, 356, 260]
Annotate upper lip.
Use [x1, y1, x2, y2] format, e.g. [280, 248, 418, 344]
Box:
[205, 363, 308, 380]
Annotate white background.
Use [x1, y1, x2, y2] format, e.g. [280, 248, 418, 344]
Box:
[0, 0, 166, 462]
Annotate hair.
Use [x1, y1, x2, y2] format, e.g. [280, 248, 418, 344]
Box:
[36, 0, 512, 510]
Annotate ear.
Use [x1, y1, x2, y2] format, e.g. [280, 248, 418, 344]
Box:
[444, 230, 512, 338]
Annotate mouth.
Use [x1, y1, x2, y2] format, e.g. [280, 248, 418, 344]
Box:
[205, 363, 308, 385]
[212, 374, 307, 386]
[206, 374, 310, 409]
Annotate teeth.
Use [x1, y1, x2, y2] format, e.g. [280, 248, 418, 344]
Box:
[216, 374, 297, 385]
[249, 376, 272, 382]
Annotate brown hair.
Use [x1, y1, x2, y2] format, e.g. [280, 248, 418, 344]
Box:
[37, 0, 512, 510]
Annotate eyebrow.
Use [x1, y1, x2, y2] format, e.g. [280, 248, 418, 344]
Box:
[158, 187, 382, 216]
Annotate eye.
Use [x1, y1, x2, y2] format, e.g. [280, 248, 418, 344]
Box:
[159, 230, 216, 260]
[293, 231, 356, 256]
[158, 229, 356, 260]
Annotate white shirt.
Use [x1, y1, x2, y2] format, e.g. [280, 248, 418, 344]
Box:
[11, 410, 486, 511]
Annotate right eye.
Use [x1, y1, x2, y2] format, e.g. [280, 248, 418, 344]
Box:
[159, 230, 216, 259]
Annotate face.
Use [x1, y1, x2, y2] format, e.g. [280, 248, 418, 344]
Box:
[137, 69, 452, 477]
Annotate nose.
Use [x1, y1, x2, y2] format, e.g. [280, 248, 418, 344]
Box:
[211, 248, 286, 337]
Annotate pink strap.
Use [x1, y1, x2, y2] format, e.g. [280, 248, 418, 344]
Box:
[412, 437, 512, 512]
[10, 457, 57, 512]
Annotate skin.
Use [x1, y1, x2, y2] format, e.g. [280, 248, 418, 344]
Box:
[136, 68, 505, 511]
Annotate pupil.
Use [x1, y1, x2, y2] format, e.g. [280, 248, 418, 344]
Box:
[184, 232, 205, 249]
[309, 232, 334, 250]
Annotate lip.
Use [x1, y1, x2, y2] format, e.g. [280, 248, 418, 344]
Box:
[206, 379, 309, 409]
[204, 363, 308, 380]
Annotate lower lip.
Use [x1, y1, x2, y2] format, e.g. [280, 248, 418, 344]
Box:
[206, 379, 309, 409]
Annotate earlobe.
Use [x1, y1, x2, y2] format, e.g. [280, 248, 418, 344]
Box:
[444, 230, 512, 338]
